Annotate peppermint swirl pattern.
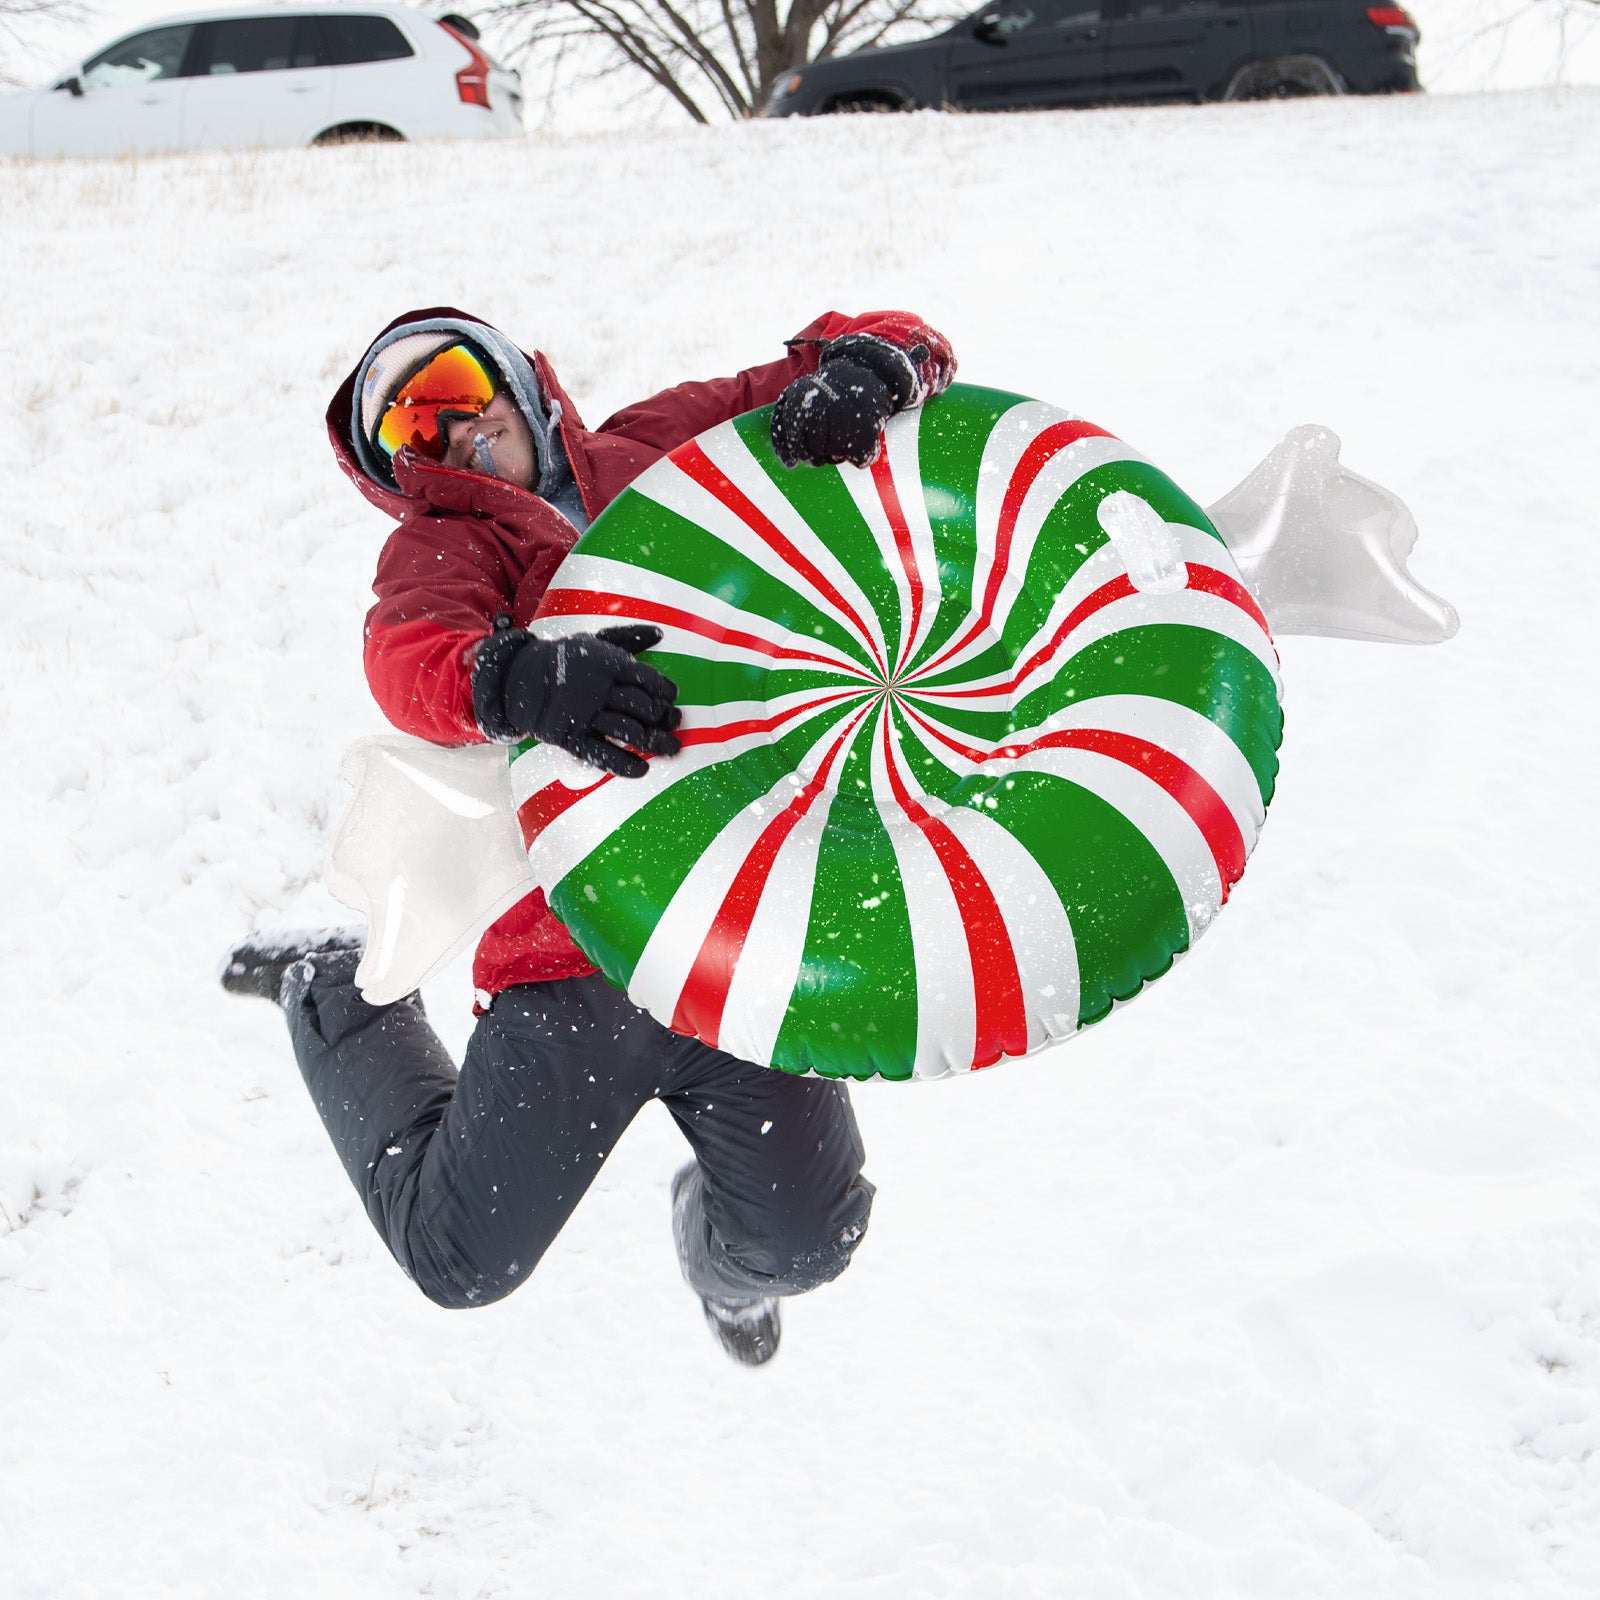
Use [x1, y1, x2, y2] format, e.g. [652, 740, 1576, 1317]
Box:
[516, 385, 1284, 1080]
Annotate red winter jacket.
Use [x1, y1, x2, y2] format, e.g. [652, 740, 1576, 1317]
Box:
[327, 306, 955, 1000]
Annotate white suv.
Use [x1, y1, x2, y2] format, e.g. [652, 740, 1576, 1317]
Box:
[0, 6, 524, 158]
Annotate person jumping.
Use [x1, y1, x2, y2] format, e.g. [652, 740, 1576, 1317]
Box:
[223, 307, 955, 1364]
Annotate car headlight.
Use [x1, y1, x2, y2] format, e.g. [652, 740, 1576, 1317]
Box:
[766, 71, 806, 106]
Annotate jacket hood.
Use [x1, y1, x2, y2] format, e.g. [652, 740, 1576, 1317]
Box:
[326, 306, 583, 520]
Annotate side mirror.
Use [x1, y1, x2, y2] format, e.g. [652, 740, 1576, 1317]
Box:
[55, 75, 85, 96]
[973, 15, 1006, 43]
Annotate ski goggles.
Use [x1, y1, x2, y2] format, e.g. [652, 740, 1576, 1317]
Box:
[374, 342, 497, 460]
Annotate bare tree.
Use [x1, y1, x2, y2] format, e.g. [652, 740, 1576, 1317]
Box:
[479, 0, 967, 122]
[0, 0, 87, 89]
[1537, 0, 1598, 80]
[1424, 0, 1600, 90]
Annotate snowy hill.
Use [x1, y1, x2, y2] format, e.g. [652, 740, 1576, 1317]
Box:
[3, 89, 1598, 1598]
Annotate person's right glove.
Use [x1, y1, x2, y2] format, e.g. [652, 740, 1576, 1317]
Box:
[770, 334, 924, 470]
[474, 623, 680, 779]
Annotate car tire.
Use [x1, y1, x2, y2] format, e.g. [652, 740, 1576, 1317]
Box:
[1223, 55, 1346, 100]
[312, 122, 406, 146]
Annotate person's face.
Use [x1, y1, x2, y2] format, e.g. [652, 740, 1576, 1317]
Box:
[441, 392, 537, 490]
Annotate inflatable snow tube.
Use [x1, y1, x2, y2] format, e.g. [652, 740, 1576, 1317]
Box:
[516, 384, 1284, 1081]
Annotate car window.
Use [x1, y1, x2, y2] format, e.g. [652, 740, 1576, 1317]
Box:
[197, 15, 324, 75]
[1124, 0, 1223, 14]
[983, 0, 1102, 34]
[81, 25, 196, 87]
[982, 1, 1037, 35]
[320, 14, 416, 66]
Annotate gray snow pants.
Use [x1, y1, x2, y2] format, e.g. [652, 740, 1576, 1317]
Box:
[283, 952, 874, 1311]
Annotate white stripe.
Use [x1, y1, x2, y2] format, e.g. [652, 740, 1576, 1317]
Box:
[1048, 695, 1266, 842]
[667, 685, 872, 745]
[543, 552, 869, 677]
[507, 674, 871, 815]
[892, 410, 944, 669]
[905, 551, 1279, 713]
[713, 794, 834, 1070]
[1053, 584, 1280, 687]
[893, 750, 1082, 1056]
[870, 720, 975, 1079]
[968, 401, 1076, 641]
[907, 509, 1274, 708]
[1022, 745, 1225, 944]
[837, 409, 943, 672]
[905, 538, 1127, 697]
[512, 694, 854, 888]
[628, 716, 862, 1036]
[626, 779, 788, 1027]
[923, 428, 1141, 684]
[627, 433, 887, 673]
[988, 434, 1144, 646]
[696, 427, 893, 672]
[906, 691, 1269, 849]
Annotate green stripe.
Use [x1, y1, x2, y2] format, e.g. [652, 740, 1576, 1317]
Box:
[988, 770, 1190, 1024]
[888, 703, 1189, 1026]
[1073, 458, 1224, 546]
[565, 491, 874, 670]
[646, 650, 868, 711]
[903, 626, 1281, 805]
[1031, 626, 1282, 803]
[730, 409, 905, 668]
[768, 715, 919, 1082]
[548, 702, 863, 988]
[895, 692, 1013, 746]
[903, 386, 1031, 673]
[909, 458, 1226, 694]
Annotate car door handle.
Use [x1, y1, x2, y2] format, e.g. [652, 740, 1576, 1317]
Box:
[289, 84, 318, 94]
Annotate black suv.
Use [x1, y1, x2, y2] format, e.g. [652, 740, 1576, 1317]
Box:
[762, 0, 1419, 115]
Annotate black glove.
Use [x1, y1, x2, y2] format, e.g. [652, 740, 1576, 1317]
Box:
[770, 334, 922, 470]
[476, 623, 681, 779]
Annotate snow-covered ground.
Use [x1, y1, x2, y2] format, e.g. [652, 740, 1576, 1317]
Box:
[3, 88, 1598, 1598]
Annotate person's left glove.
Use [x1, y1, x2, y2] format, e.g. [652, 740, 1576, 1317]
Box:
[474, 623, 681, 779]
[770, 334, 923, 470]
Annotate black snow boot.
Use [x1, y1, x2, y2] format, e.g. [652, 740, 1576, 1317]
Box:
[700, 1294, 782, 1368]
[671, 1163, 782, 1367]
[219, 930, 365, 1005]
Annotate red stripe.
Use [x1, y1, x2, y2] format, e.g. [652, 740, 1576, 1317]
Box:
[1183, 562, 1276, 645]
[870, 450, 923, 677]
[671, 706, 872, 1047]
[907, 558, 1273, 706]
[1031, 727, 1246, 898]
[516, 774, 611, 849]
[917, 420, 1112, 678]
[896, 698, 1021, 767]
[676, 441, 887, 675]
[678, 686, 874, 750]
[878, 713, 1028, 1071]
[908, 575, 1136, 701]
[540, 588, 875, 679]
[895, 700, 1245, 900]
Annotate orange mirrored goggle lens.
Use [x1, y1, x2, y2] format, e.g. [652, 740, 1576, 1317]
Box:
[375, 344, 497, 460]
